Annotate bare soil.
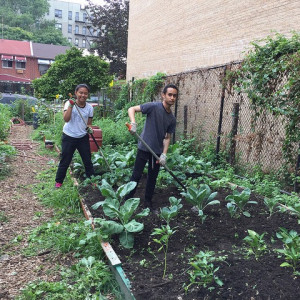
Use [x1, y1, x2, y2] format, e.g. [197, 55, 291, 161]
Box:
[80, 175, 300, 300]
[0, 125, 75, 300]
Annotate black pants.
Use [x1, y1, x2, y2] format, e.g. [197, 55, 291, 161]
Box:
[126, 149, 160, 203]
[55, 133, 94, 184]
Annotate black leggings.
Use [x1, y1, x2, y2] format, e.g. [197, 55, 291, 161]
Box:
[126, 149, 160, 202]
[55, 133, 94, 184]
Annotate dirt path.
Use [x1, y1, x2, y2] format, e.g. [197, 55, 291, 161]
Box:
[0, 124, 58, 299]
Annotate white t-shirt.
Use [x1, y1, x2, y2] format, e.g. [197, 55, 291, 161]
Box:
[63, 100, 94, 138]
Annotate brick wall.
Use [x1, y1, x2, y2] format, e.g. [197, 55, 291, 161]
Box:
[127, 0, 300, 80]
[0, 58, 38, 82]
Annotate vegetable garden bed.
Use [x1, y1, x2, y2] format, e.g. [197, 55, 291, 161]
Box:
[79, 176, 300, 300]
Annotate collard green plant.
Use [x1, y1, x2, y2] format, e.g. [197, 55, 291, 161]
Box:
[181, 184, 219, 223]
[243, 230, 268, 259]
[226, 202, 239, 218]
[92, 180, 150, 249]
[264, 196, 279, 217]
[151, 197, 182, 278]
[225, 188, 257, 217]
[276, 227, 300, 273]
[151, 225, 176, 279]
[184, 250, 224, 293]
[160, 197, 183, 226]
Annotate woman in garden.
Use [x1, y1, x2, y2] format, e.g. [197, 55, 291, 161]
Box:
[125, 83, 178, 210]
[55, 83, 94, 188]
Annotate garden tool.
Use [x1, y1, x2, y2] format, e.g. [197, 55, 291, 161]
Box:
[73, 101, 111, 172]
[126, 122, 187, 191]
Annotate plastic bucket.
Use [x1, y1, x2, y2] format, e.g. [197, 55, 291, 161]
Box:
[89, 126, 103, 152]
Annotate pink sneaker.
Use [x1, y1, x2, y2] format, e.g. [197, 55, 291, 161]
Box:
[55, 182, 62, 188]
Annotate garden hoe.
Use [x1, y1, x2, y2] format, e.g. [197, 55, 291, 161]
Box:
[126, 122, 187, 191]
[73, 101, 111, 172]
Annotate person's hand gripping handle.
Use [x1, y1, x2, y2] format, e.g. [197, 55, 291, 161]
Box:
[126, 122, 137, 135]
[68, 99, 75, 107]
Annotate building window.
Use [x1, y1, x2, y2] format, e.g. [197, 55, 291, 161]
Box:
[1, 55, 13, 68]
[2, 60, 13, 68]
[83, 13, 87, 22]
[82, 39, 86, 48]
[68, 25, 72, 33]
[75, 12, 79, 21]
[15, 57, 26, 69]
[55, 9, 62, 18]
[75, 38, 79, 46]
[55, 23, 62, 30]
[75, 25, 79, 34]
[68, 11, 72, 20]
[82, 26, 86, 35]
[68, 37, 72, 44]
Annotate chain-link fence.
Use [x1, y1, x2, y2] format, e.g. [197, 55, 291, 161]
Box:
[165, 61, 295, 174]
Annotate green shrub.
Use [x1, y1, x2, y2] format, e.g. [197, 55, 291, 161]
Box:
[0, 104, 12, 141]
[94, 118, 136, 146]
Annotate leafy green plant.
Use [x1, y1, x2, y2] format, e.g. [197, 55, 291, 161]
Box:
[92, 180, 150, 248]
[82, 175, 102, 189]
[17, 256, 120, 300]
[184, 250, 224, 292]
[181, 184, 219, 223]
[0, 104, 12, 141]
[24, 219, 103, 258]
[225, 188, 257, 217]
[243, 230, 268, 259]
[160, 197, 183, 226]
[151, 197, 182, 278]
[264, 196, 279, 217]
[276, 227, 300, 273]
[0, 142, 16, 179]
[226, 202, 239, 218]
[151, 225, 176, 278]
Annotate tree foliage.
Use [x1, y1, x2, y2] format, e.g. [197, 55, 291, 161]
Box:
[88, 0, 129, 77]
[32, 47, 113, 100]
[228, 32, 300, 163]
[0, 0, 49, 30]
[0, 0, 69, 45]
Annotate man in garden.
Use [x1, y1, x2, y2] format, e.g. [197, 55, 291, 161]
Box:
[126, 83, 178, 210]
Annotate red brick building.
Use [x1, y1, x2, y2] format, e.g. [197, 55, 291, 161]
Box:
[0, 39, 69, 94]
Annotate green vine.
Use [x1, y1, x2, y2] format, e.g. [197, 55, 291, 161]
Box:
[229, 32, 300, 164]
[114, 72, 166, 110]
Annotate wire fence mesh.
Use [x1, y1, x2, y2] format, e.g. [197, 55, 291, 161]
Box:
[165, 61, 295, 174]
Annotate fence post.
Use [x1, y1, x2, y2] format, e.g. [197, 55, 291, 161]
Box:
[215, 66, 227, 163]
[130, 77, 134, 102]
[228, 102, 239, 165]
[294, 144, 300, 193]
[184, 105, 188, 139]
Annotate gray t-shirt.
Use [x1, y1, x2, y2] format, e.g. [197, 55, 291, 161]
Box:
[63, 101, 93, 138]
[139, 101, 176, 154]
